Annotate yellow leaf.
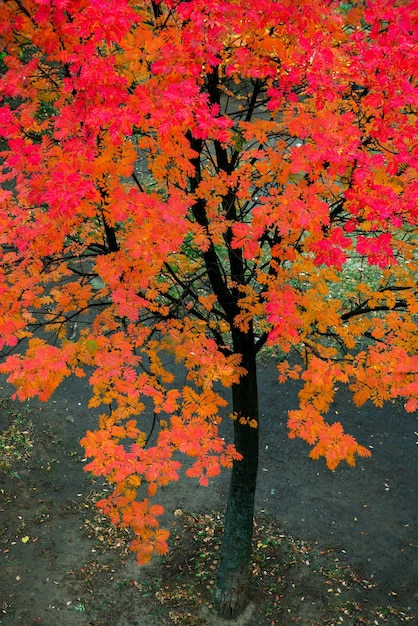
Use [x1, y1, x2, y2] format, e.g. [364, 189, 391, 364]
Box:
[21, 536, 30, 543]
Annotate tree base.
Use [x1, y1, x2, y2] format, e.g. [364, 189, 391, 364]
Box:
[201, 601, 255, 625]
[215, 565, 250, 619]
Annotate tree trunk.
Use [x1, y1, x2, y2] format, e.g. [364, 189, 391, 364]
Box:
[216, 329, 259, 619]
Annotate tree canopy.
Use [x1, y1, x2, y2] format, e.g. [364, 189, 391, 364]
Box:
[0, 0, 417, 583]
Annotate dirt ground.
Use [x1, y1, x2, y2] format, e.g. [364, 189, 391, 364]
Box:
[0, 358, 417, 625]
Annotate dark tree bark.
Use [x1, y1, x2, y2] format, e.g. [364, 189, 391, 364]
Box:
[216, 327, 259, 619]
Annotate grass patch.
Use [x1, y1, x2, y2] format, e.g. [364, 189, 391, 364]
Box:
[0, 398, 33, 476]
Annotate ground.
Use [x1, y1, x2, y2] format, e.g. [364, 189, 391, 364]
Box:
[0, 358, 417, 625]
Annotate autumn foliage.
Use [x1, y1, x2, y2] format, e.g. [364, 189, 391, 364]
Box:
[0, 0, 417, 570]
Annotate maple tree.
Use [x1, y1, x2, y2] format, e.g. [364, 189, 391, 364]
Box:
[0, 0, 417, 618]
